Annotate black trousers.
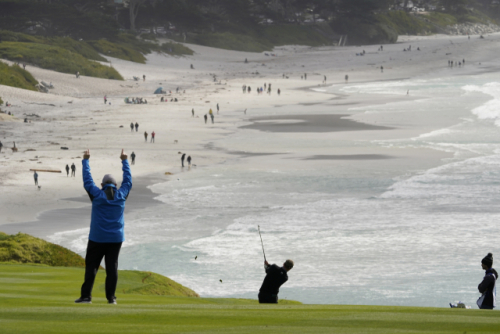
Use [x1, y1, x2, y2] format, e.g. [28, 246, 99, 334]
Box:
[81, 240, 122, 300]
[258, 292, 278, 304]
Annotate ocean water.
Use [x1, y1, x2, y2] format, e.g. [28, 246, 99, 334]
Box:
[49, 71, 500, 307]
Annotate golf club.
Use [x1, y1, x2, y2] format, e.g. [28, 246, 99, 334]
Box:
[258, 225, 267, 262]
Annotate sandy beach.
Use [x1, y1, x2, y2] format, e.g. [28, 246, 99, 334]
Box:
[1, 33, 494, 227]
[3, 32, 500, 305]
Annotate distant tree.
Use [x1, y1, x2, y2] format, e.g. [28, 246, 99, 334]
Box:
[440, 0, 468, 12]
[338, 0, 390, 18]
[124, 0, 147, 30]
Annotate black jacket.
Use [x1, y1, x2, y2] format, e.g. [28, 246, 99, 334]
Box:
[478, 268, 498, 309]
[259, 264, 288, 295]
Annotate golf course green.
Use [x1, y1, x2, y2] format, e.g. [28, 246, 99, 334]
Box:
[1, 263, 500, 333]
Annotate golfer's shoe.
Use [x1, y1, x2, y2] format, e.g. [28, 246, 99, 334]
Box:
[108, 298, 117, 305]
[74, 297, 92, 304]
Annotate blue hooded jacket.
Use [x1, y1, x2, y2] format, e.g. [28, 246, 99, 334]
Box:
[82, 159, 132, 243]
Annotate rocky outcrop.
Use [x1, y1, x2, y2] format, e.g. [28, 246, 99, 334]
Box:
[443, 23, 500, 36]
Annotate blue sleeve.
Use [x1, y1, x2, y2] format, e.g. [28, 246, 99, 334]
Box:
[82, 159, 101, 198]
[118, 159, 132, 198]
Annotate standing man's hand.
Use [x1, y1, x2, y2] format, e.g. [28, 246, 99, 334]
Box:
[120, 149, 128, 161]
[264, 261, 269, 266]
[83, 149, 90, 160]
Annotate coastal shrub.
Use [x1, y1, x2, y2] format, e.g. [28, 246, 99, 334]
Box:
[426, 12, 458, 26]
[0, 232, 85, 267]
[189, 32, 270, 52]
[376, 11, 435, 35]
[159, 42, 194, 56]
[0, 61, 37, 91]
[262, 25, 332, 47]
[0, 30, 106, 62]
[185, 24, 332, 52]
[331, 18, 398, 45]
[0, 42, 123, 80]
[88, 39, 146, 63]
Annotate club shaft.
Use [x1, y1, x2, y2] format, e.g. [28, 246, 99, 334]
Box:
[258, 225, 267, 261]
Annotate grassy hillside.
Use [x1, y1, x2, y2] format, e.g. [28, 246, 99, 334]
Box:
[1, 263, 500, 333]
[0, 30, 106, 62]
[0, 232, 85, 266]
[0, 42, 123, 80]
[185, 25, 332, 52]
[0, 61, 37, 91]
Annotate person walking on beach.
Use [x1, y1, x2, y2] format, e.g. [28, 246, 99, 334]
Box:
[33, 171, 38, 186]
[278, 89, 281, 96]
[181, 153, 186, 167]
[345, 75, 349, 83]
[210, 114, 214, 124]
[130, 152, 136, 165]
[130, 123, 134, 132]
[304, 73, 307, 80]
[217, 103, 219, 114]
[187, 155, 191, 167]
[135, 122, 139, 132]
[204, 114, 208, 124]
[381, 66, 384, 73]
[0, 140, 3, 153]
[104, 96, 107, 104]
[75, 149, 132, 305]
[76, 71, 80, 78]
[478, 253, 498, 309]
[192, 108, 195, 117]
[71, 163, 76, 177]
[143, 74, 146, 82]
[66, 164, 70, 177]
[144, 131, 148, 142]
[151, 131, 155, 143]
[258, 259, 294, 304]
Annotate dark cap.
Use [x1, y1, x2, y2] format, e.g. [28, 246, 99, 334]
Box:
[482, 253, 493, 268]
[102, 174, 117, 185]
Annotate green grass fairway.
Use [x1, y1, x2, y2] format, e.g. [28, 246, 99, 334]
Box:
[1, 263, 499, 333]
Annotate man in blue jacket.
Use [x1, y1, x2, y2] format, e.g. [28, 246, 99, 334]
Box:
[75, 149, 132, 305]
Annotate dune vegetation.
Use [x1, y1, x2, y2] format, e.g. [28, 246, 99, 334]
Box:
[0, 61, 37, 91]
[0, 42, 123, 80]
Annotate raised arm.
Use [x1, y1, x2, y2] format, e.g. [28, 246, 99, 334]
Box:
[82, 149, 101, 200]
[118, 149, 132, 198]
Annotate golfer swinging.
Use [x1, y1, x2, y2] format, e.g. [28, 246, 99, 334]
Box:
[75, 149, 132, 304]
[258, 259, 294, 303]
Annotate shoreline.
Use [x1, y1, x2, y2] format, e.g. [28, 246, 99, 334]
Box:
[0, 174, 165, 240]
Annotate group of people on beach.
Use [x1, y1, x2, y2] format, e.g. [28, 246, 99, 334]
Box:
[125, 97, 147, 104]
[65, 163, 76, 177]
[144, 131, 155, 143]
[448, 59, 466, 67]
[130, 122, 139, 132]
